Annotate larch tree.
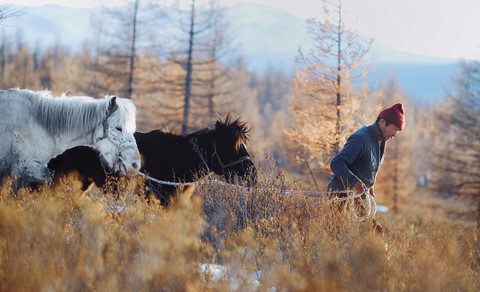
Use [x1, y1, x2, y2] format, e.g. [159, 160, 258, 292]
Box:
[188, 2, 236, 125]
[49, 47, 91, 94]
[0, 30, 12, 87]
[287, 0, 372, 187]
[0, 31, 58, 90]
[373, 77, 415, 211]
[431, 60, 480, 229]
[252, 67, 293, 165]
[0, 6, 24, 86]
[428, 99, 457, 196]
[0, 4, 24, 22]
[225, 59, 263, 157]
[1, 34, 38, 89]
[98, 0, 141, 98]
[81, 0, 162, 99]
[159, 0, 236, 134]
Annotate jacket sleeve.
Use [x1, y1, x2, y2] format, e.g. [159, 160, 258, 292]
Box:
[330, 134, 363, 186]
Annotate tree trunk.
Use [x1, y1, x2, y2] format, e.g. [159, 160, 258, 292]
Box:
[208, 46, 217, 117]
[334, 0, 343, 155]
[393, 140, 399, 212]
[0, 35, 5, 84]
[126, 0, 139, 99]
[182, 0, 195, 135]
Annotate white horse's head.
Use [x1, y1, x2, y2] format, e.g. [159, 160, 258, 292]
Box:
[93, 96, 141, 175]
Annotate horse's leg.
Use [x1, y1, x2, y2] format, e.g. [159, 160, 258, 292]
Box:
[14, 159, 53, 188]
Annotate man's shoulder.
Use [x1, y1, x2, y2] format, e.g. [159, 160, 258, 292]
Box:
[351, 126, 369, 139]
[349, 124, 380, 148]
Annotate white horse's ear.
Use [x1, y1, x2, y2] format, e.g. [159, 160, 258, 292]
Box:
[107, 96, 118, 116]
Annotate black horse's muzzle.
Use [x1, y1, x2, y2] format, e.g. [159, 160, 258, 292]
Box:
[224, 159, 257, 187]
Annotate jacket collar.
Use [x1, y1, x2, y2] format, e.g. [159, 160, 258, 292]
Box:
[367, 121, 383, 142]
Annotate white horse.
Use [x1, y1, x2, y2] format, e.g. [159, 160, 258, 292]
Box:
[0, 88, 141, 188]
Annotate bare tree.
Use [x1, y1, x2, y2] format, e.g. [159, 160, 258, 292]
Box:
[431, 60, 480, 229]
[0, 4, 24, 22]
[81, 0, 162, 99]
[189, 5, 236, 123]
[0, 33, 38, 89]
[159, 0, 236, 134]
[373, 77, 415, 211]
[287, 0, 372, 183]
[181, 0, 196, 134]
[252, 68, 292, 163]
[126, 0, 139, 98]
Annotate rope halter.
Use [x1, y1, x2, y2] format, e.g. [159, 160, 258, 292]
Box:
[212, 142, 251, 171]
[95, 117, 137, 175]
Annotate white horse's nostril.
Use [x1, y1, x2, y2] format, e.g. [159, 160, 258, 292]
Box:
[132, 162, 138, 169]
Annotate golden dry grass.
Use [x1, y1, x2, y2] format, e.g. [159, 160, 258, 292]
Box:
[0, 164, 478, 291]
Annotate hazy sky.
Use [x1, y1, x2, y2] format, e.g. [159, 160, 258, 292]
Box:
[5, 0, 480, 60]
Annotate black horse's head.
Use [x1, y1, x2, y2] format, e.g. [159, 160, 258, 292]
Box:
[206, 114, 257, 185]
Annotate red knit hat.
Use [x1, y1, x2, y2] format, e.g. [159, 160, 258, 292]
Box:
[378, 103, 405, 130]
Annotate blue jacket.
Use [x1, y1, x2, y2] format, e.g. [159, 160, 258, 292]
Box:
[328, 122, 385, 191]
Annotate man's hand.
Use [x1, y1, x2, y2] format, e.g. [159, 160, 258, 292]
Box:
[353, 181, 366, 194]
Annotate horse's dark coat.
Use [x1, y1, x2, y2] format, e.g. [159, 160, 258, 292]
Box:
[47, 115, 256, 205]
[47, 147, 106, 191]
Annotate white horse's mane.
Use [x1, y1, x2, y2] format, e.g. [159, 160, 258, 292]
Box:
[110, 95, 137, 133]
[17, 89, 136, 136]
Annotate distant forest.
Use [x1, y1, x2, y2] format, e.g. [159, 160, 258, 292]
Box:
[0, 1, 478, 217]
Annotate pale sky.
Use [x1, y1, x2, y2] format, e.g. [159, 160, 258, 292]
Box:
[5, 0, 480, 60]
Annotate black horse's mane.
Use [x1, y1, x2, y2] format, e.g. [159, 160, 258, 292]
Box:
[192, 114, 250, 148]
[154, 114, 250, 149]
[215, 114, 250, 143]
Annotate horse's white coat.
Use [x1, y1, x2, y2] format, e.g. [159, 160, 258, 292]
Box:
[0, 89, 141, 185]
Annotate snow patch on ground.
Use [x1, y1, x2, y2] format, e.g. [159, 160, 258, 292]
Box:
[376, 204, 389, 213]
[199, 263, 262, 290]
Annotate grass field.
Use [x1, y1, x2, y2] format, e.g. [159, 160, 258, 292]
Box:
[0, 166, 478, 291]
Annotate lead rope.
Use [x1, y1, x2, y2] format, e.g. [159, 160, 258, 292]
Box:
[293, 189, 377, 221]
[132, 168, 377, 221]
[342, 191, 377, 221]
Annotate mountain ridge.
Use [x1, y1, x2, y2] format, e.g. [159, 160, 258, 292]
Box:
[2, 3, 458, 101]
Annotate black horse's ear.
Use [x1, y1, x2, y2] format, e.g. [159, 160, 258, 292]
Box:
[107, 96, 118, 116]
[224, 113, 232, 125]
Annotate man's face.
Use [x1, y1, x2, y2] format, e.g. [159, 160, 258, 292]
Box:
[379, 119, 401, 141]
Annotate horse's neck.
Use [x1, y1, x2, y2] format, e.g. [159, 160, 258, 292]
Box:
[50, 130, 95, 161]
[134, 131, 215, 182]
[193, 136, 214, 174]
[165, 137, 211, 182]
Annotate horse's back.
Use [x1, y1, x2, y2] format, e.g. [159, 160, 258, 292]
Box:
[135, 131, 185, 161]
[134, 130, 179, 151]
[0, 90, 34, 169]
[0, 89, 40, 107]
[0, 89, 32, 123]
[134, 130, 194, 176]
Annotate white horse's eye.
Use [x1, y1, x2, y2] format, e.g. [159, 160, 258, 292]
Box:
[115, 127, 123, 132]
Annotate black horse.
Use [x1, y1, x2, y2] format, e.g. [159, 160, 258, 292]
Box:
[47, 146, 106, 191]
[47, 115, 257, 205]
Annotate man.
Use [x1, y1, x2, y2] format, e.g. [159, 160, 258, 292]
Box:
[327, 102, 405, 234]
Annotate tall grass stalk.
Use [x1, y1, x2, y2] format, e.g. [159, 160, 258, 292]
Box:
[0, 162, 478, 291]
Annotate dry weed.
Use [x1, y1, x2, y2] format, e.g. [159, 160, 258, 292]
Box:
[0, 163, 478, 291]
